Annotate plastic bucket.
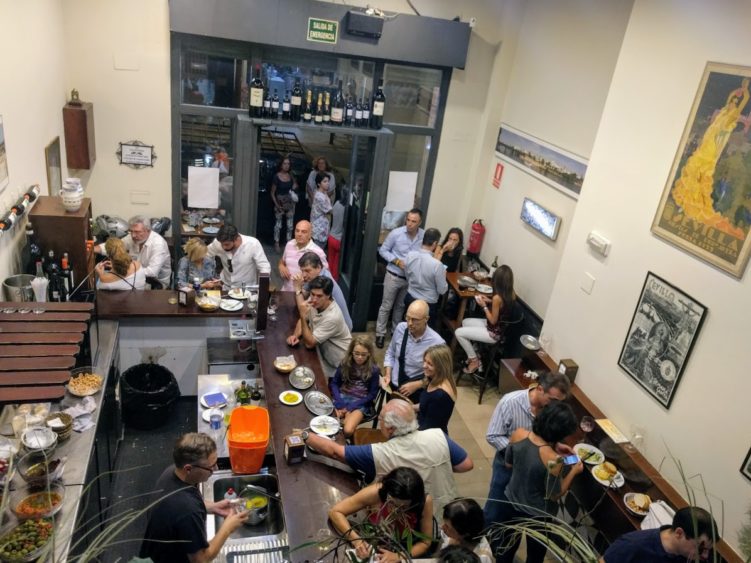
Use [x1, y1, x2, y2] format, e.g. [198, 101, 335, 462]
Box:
[121, 363, 181, 430]
[3, 274, 35, 302]
[228, 406, 269, 474]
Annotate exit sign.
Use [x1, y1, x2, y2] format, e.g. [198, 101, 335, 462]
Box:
[307, 18, 338, 45]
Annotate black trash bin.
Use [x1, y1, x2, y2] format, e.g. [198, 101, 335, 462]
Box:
[121, 363, 181, 430]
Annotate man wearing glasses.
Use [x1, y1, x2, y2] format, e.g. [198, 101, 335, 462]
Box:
[207, 224, 271, 289]
[383, 299, 445, 403]
[140, 433, 249, 563]
[96, 215, 172, 288]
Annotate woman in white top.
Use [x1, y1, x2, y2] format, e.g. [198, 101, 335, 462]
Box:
[95, 237, 146, 290]
[440, 499, 493, 563]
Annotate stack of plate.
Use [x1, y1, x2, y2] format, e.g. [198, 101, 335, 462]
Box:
[45, 412, 73, 442]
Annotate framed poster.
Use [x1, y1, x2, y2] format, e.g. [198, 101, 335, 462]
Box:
[0, 115, 8, 194]
[652, 62, 751, 278]
[45, 137, 62, 196]
[618, 272, 707, 409]
[495, 123, 588, 200]
[741, 447, 751, 483]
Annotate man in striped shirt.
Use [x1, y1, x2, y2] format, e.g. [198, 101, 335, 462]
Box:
[483, 371, 571, 527]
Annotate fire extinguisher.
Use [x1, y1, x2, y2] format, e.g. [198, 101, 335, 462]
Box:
[467, 219, 486, 255]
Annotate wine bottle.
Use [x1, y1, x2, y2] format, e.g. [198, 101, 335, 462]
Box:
[314, 92, 323, 124]
[361, 84, 371, 127]
[290, 79, 303, 121]
[344, 84, 354, 127]
[263, 88, 272, 118]
[303, 89, 313, 123]
[323, 92, 331, 124]
[61, 252, 74, 294]
[271, 89, 280, 119]
[371, 79, 386, 129]
[355, 98, 364, 128]
[282, 90, 291, 120]
[23, 223, 42, 275]
[235, 380, 250, 405]
[331, 80, 344, 125]
[249, 64, 264, 118]
[46, 251, 66, 302]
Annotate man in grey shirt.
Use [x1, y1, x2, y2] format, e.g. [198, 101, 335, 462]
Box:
[404, 227, 448, 329]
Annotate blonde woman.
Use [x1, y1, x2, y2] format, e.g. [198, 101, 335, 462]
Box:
[328, 335, 381, 438]
[95, 237, 146, 290]
[176, 237, 219, 288]
[416, 344, 457, 433]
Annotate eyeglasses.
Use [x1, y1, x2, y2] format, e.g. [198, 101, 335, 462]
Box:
[191, 461, 218, 474]
[226, 258, 233, 273]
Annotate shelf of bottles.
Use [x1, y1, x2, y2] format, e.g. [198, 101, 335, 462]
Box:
[0, 185, 41, 236]
[247, 64, 386, 130]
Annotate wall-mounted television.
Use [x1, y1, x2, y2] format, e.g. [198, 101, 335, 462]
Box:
[520, 197, 561, 241]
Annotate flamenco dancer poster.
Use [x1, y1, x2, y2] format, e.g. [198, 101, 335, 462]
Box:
[652, 62, 751, 278]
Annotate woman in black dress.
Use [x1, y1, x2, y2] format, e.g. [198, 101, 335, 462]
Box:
[270, 155, 298, 252]
[434, 227, 464, 273]
[417, 344, 457, 433]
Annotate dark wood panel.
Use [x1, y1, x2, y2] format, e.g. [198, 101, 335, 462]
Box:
[0, 344, 79, 358]
[0, 301, 93, 312]
[0, 371, 71, 387]
[0, 312, 91, 322]
[97, 289, 258, 318]
[0, 357, 77, 371]
[0, 333, 83, 344]
[0, 385, 66, 405]
[0, 322, 88, 333]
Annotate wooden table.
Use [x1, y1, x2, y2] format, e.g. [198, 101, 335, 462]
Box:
[501, 354, 741, 562]
[96, 289, 260, 318]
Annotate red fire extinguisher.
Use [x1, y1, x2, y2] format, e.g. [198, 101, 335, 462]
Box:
[467, 219, 486, 255]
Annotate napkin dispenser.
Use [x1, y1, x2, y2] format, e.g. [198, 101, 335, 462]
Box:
[284, 433, 306, 465]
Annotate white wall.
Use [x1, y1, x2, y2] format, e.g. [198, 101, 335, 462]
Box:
[61, 0, 172, 223]
[0, 0, 67, 287]
[543, 0, 751, 553]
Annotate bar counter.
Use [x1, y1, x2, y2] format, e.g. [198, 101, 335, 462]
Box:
[96, 289, 258, 318]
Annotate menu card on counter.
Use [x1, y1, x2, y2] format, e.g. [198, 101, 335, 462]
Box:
[596, 418, 629, 444]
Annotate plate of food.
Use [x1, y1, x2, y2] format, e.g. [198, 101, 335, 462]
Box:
[203, 217, 221, 224]
[11, 484, 65, 520]
[304, 390, 334, 416]
[289, 366, 315, 389]
[200, 392, 228, 409]
[0, 518, 54, 562]
[574, 443, 605, 465]
[623, 492, 651, 517]
[310, 415, 341, 436]
[227, 288, 252, 300]
[279, 390, 302, 406]
[592, 462, 625, 488]
[220, 299, 243, 312]
[476, 283, 493, 294]
[67, 371, 104, 397]
[202, 226, 220, 235]
[273, 356, 297, 374]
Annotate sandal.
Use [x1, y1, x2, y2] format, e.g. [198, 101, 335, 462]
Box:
[462, 359, 482, 374]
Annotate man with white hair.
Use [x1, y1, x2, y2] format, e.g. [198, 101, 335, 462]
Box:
[97, 215, 172, 288]
[303, 398, 473, 516]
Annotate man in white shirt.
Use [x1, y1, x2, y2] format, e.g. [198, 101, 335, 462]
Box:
[96, 215, 172, 288]
[206, 225, 271, 288]
[278, 220, 327, 291]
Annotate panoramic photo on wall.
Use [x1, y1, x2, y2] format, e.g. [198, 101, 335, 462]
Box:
[495, 123, 588, 199]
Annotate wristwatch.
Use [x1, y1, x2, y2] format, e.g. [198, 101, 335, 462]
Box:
[300, 430, 310, 442]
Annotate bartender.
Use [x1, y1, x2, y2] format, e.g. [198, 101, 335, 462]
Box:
[206, 224, 271, 288]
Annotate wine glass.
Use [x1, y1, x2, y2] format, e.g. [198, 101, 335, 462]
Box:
[580, 416, 595, 440]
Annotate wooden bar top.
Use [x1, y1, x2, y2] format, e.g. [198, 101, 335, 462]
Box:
[0, 333, 83, 345]
[0, 385, 66, 405]
[0, 301, 94, 312]
[257, 292, 359, 560]
[0, 371, 71, 387]
[0, 322, 88, 333]
[96, 289, 258, 318]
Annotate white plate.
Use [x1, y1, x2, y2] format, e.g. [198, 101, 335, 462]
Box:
[623, 492, 651, 517]
[574, 443, 605, 465]
[476, 283, 493, 294]
[200, 392, 228, 409]
[203, 217, 221, 224]
[591, 464, 625, 488]
[220, 299, 243, 312]
[279, 390, 303, 406]
[310, 415, 340, 436]
[203, 226, 220, 235]
[228, 288, 252, 300]
[201, 409, 225, 423]
[520, 334, 541, 350]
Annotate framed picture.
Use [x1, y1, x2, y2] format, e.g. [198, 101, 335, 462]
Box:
[0, 115, 9, 194]
[495, 123, 588, 200]
[45, 137, 62, 196]
[520, 197, 561, 241]
[741, 447, 751, 482]
[652, 62, 751, 278]
[618, 272, 707, 409]
[117, 140, 156, 168]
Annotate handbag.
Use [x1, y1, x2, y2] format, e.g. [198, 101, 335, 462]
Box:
[290, 190, 299, 203]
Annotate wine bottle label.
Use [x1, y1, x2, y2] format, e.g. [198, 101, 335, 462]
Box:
[304, 111, 312, 120]
[373, 101, 385, 116]
[355, 110, 363, 119]
[250, 88, 263, 107]
[272, 101, 280, 110]
[363, 109, 371, 119]
[291, 96, 302, 106]
[315, 115, 323, 123]
[283, 102, 290, 111]
[264, 100, 271, 109]
[323, 114, 330, 122]
[331, 108, 344, 122]
[346, 108, 354, 117]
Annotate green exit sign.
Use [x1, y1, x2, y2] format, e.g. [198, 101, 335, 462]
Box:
[307, 17, 338, 45]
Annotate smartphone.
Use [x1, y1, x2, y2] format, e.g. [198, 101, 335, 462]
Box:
[562, 454, 580, 465]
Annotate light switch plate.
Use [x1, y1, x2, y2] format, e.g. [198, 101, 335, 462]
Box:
[580, 272, 595, 294]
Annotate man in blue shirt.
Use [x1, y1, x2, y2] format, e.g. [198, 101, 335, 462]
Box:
[375, 208, 424, 348]
[404, 227, 448, 328]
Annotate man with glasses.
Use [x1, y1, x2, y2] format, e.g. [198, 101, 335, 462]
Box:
[287, 275, 351, 377]
[278, 220, 328, 291]
[375, 208, 424, 348]
[293, 251, 352, 330]
[140, 432, 249, 563]
[483, 371, 571, 535]
[383, 299, 445, 403]
[207, 224, 271, 289]
[96, 215, 172, 288]
[601, 506, 719, 562]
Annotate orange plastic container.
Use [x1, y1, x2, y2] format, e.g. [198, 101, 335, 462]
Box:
[227, 406, 270, 474]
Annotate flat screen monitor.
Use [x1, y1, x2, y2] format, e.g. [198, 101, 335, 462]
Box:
[520, 197, 561, 241]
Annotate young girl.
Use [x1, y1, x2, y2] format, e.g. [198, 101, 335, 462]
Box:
[440, 499, 493, 563]
[416, 344, 457, 434]
[328, 335, 381, 438]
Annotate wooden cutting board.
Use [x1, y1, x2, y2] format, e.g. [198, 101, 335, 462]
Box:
[0, 385, 66, 404]
[0, 344, 80, 358]
[0, 333, 83, 345]
[0, 322, 88, 333]
[0, 357, 77, 371]
[0, 371, 71, 387]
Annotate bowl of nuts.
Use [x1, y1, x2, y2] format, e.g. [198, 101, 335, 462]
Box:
[66, 367, 104, 397]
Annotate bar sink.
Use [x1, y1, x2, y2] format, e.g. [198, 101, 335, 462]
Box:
[203, 470, 286, 547]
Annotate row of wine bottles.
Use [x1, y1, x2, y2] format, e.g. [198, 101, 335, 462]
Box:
[0, 185, 40, 232]
[22, 222, 76, 302]
[249, 67, 386, 129]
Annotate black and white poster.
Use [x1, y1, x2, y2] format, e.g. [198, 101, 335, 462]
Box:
[618, 272, 707, 408]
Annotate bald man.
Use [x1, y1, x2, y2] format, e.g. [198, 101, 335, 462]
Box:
[303, 398, 473, 518]
[383, 299, 445, 403]
[278, 220, 328, 291]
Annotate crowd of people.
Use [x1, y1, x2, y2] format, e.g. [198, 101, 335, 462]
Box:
[101, 207, 719, 562]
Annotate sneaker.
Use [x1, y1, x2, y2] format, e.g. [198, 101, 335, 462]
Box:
[375, 336, 385, 349]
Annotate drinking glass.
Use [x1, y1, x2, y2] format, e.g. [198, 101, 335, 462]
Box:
[580, 415, 595, 434]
